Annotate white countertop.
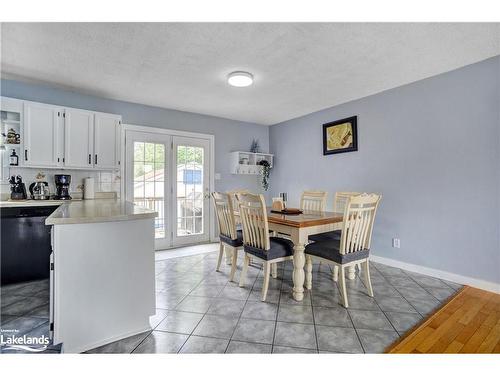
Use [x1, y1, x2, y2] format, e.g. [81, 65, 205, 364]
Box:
[0, 199, 157, 225]
[45, 199, 157, 225]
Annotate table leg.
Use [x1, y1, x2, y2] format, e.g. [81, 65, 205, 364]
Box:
[305, 255, 312, 290]
[347, 265, 356, 280]
[292, 243, 306, 301]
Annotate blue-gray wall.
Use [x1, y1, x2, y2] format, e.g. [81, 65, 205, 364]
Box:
[0, 79, 269, 194]
[269, 56, 500, 284]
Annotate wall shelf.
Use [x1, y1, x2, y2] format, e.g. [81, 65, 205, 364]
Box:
[230, 151, 273, 175]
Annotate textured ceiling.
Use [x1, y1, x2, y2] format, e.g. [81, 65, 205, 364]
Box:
[1, 23, 499, 125]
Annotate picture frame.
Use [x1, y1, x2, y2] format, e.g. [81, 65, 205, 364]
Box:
[322, 116, 358, 155]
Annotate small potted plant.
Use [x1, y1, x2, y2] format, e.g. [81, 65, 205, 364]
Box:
[257, 159, 271, 191]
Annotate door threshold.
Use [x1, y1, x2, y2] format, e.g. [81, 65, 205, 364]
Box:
[155, 242, 218, 261]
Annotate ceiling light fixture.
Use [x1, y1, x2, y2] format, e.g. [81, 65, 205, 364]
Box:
[227, 71, 254, 87]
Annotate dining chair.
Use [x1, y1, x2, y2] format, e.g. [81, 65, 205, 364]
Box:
[300, 190, 328, 212]
[236, 193, 294, 301]
[304, 193, 382, 308]
[212, 192, 243, 282]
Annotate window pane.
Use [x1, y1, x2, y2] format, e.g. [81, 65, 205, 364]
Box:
[134, 142, 145, 161]
[133, 182, 144, 199]
[134, 162, 145, 181]
[154, 163, 164, 181]
[154, 182, 164, 198]
[194, 217, 203, 234]
[143, 163, 154, 181]
[155, 144, 165, 163]
[145, 143, 154, 162]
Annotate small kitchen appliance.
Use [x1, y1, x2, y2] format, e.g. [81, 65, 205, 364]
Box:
[29, 181, 50, 200]
[9, 175, 27, 200]
[54, 174, 72, 200]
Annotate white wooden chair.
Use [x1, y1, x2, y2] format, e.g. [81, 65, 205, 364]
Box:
[304, 193, 382, 308]
[212, 192, 243, 282]
[300, 190, 328, 212]
[236, 193, 294, 301]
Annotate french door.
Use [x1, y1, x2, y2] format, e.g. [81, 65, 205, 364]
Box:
[125, 131, 211, 250]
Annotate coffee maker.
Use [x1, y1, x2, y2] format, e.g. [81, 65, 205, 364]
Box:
[54, 174, 72, 200]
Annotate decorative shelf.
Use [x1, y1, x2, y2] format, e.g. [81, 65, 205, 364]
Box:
[230, 151, 273, 175]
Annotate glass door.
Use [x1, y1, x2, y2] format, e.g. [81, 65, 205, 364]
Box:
[125, 131, 171, 250]
[172, 136, 210, 246]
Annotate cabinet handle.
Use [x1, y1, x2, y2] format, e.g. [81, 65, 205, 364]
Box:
[58, 157, 60, 163]
[88, 154, 91, 164]
[95, 154, 97, 165]
[25, 150, 28, 161]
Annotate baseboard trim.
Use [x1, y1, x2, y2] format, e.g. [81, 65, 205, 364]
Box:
[370, 255, 500, 294]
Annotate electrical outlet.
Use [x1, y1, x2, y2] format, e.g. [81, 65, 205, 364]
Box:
[392, 238, 400, 248]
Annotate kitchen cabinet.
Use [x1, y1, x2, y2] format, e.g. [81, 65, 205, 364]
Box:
[64, 108, 95, 169]
[94, 113, 121, 169]
[23, 101, 62, 167]
[12, 97, 121, 170]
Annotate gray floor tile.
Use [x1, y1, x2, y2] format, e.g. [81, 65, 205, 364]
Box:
[425, 287, 456, 302]
[226, 340, 272, 353]
[180, 335, 229, 353]
[357, 328, 399, 353]
[406, 273, 450, 289]
[375, 295, 417, 313]
[232, 318, 276, 344]
[219, 284, 251, 300]
[248, 289, 280, 304]
[385, 311, 422, 334]
[241, 301, 278, 321]
[395, 286, 435, 301]
[26, 303, 49, 318]
[311, 290, 343, 307]
[442, 280, 463, 291]
[316, 326, 363, 353]
[133, 331, 188, 353]
[344, 293, 379, 311]
[156, 310, 204, 334]
[0, 316, 47, 337]
[207, 298, 246, 318]
[1, 296, 48, 316]
[274, 322, 317, 350]
[155, 292, 186, 309]
[385, 276, 420, 288]
[277, 304, 314, 324]
[1, 294, 26, 308]
[313, 306, 352, 328]
[272, 345, 318, 353]
[279, 290, 312, 305]
[374, 264, 406, 277]
[88, 331, 151, 353]
[190, 283, 225, 298]
[0, 315, 18, 325]
[348, 309, 394, 331]
[149, 308, 169, 329]
[406, 297, 442, 316]
[174, 296, 214, 314]
[193, 314, 239, 339]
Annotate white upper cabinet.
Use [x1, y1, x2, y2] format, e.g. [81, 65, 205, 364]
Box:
[23, 101, 62, 167]
[11, 98, 121, 170]
[64, 108, 95, 169]
[94, 113, 121, 169]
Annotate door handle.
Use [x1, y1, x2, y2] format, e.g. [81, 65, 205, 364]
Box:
[25, 150, 28, 161]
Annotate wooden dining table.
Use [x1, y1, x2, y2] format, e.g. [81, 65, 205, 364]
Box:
[265, 208, 344, 301]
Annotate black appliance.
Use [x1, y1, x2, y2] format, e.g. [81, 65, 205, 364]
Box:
[9, 175, 28, 200]
[54, 174, 72, 200]
[1, 205, 58, 285]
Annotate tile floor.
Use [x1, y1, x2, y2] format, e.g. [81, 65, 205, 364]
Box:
[85, 244, 462, 354]
[0, 244, 462, 354]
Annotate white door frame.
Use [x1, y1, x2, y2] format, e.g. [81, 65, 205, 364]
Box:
[121, 123, 216, 245]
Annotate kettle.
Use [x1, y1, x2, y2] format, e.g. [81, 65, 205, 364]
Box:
[29, 181, 50, 200]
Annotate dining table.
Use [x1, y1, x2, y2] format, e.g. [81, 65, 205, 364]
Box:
[265, 208, 346, 301]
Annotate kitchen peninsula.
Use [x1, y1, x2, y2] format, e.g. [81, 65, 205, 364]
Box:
[46, 199, 156, 353]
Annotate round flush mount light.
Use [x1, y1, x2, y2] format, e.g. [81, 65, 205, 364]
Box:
[227, 71, 254, 87]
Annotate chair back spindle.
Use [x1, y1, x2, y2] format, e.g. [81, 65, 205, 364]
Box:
[236, 193, 270, 251]
[339, 193, 382, 255]
[212, 192, 238, 240]
[333, 191, 361, 213]
[300, 191, 328, 212]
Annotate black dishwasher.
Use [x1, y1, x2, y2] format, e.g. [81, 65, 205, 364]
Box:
[1, 205, 58, 285]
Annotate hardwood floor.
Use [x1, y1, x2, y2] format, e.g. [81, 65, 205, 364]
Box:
[387, 286, 500, 353]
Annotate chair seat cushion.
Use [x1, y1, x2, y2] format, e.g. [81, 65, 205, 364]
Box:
[305, 239, 369, 264]
[220, 230, 243, 247]
[308, 230, 341, 242]
[244, 237, 294, 261]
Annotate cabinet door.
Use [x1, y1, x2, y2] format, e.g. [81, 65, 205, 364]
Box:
[94, 113, 121, 169]
[64, 108, 94, 169]
[23, 102, 61, 167]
